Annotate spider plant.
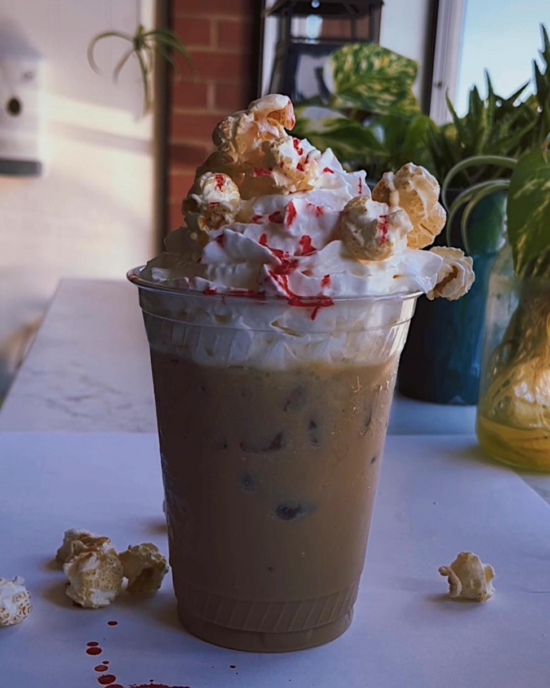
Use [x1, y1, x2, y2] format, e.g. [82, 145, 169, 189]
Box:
[88, 24, 190, 113]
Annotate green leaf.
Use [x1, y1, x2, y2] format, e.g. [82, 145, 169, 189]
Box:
[88, 31, 133, 72]
[325, 43, 421, 118]
[294, 106, 386, 166]
[507, 147, 550, 277]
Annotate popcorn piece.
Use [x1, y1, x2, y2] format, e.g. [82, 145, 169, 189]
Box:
[64, 550, 124, 608]
[212, 94, 294, 169]
[439, 552, 495, 602]
[340, 196, 412, 261]
[119, 543, 169, 594]
[57, 528, 92, 562]
[56, 529, 116, 564]
[183, 172, 241, 235]
[372, 163, 446, 249]
[0, 577, 32, 626]
[263, 136, 320, 194]
[427, 247, 475, 301]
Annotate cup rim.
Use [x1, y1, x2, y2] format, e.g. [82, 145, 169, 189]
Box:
[127, 266, 423, 305]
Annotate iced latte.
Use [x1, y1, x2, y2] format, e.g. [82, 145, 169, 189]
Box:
[130, 94, 474, 651]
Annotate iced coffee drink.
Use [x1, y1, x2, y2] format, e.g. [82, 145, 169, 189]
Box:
[130, 95, 474, 651]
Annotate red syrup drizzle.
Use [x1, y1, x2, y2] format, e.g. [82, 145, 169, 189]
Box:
[214, 174, 225, 190]
[307, 202, 324, 218]
[296, 163, 304, 172]
[322, 167, 334, 174]
[358, 177, 363, 195]
[292, 138, 304, 156]
[298, 235, 316, 256]
[321, 274, 331, 288]
[253, 167, 273, 177]
[285, 201, 297, 227]
[215, 234, 225, 247]
[268, 211, 284, 223]
[202, 287, 217, 295]
[259, 234, 334, 319]
[227, 290, 266, 300]
[378, 215, 389, 244]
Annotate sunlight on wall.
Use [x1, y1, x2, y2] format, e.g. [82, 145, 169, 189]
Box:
[0, 0, 158, 395]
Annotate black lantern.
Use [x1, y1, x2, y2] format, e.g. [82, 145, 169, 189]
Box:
[266, 0, 384, 100]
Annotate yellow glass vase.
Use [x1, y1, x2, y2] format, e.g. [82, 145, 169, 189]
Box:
[477, 245, 550, 471]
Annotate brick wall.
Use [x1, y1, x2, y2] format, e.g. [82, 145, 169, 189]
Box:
[167, 0, 260, 231]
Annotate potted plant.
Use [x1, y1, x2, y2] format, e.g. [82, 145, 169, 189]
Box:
[294, 28, 550, 404]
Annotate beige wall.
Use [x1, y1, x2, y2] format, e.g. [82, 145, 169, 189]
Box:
[0, 0, 158, 395]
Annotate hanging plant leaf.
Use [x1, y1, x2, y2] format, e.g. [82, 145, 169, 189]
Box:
[88, 24, 191, 114]
[507, 146, 550, 278]
[324, 43, 420, 118]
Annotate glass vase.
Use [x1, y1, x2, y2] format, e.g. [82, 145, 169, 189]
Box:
[477, 244, 550, 470]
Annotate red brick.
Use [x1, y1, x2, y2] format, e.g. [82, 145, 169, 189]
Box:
[181, 49, 251, 82]
[215, 81, 253, 113]
[173, 0, 254, 15]
[171, 80, 209, 108]
[217, 19, 253, 50]
[170, 112, 223, 141]
[170, 142, 211, 168]
[173, 17, 212, 46]
[169, 172, 196, 202]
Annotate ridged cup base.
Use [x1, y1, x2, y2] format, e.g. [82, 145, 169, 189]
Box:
[178, 606, 353, 652]
[176, 580, 359, 652]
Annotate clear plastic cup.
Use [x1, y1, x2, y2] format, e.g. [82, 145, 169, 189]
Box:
[129, 266, 419, 652]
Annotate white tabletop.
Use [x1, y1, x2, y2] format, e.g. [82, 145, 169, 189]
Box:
[2, 432, 550, 688]
[0, 279, 546, 503]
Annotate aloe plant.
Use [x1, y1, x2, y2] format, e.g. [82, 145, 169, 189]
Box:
[88, 24, 190, 113]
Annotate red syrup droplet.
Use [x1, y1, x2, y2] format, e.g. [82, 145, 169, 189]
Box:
[107, 620, 118, 626]
[87, 647, 103, 656]
[87, 642, 100, 647]
[128, 685, 193, 688]
[95, 665, 108, 672]
[97, 674, 117, 685]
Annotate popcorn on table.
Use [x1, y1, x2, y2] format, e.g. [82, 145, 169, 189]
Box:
[0, 576, 32, 626]
[64, 550, 124, 609]
[119, 543, 169, 594]
[439, 552, 495, 602]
